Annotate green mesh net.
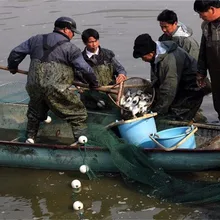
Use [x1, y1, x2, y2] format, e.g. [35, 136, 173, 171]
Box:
[2, 81, 220, 205]
[0, 82, 29, 104]
[81, 123, 220, 205]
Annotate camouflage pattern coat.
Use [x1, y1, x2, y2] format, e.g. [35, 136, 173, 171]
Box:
[8, 31, 98, 139]
[77, 47, 127, 110]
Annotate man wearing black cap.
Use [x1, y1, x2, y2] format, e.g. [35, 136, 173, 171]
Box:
[133, 33, 207, 121]
[7, 16, 99, 144]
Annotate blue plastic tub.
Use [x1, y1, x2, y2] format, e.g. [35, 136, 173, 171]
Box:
[117, 114, 157, 146]
[149, 126, 197, 149]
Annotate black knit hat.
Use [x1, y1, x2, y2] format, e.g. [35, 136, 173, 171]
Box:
[133, 33, 156, 58]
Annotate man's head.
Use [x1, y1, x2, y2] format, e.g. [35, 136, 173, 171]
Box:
[54, 17, 81, 39]
[194, 0, 220, 21]
[157, 9, 178, 36]
[133, 33, 156, 62]
[81, 29, 100, 53]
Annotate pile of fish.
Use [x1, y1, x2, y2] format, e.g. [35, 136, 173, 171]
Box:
[120, 89, 153, 117]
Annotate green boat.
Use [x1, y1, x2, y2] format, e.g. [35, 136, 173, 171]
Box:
[1, 102, 220, 172]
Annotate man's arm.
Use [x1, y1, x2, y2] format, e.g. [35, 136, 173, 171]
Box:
[72, 54, 98, 88]
[197, 34, 208, 76]
[111, 57, 127, 76]
[7, 38, 32, 71]
[111, 57, 127, 83]
[152, 57, 178, 114]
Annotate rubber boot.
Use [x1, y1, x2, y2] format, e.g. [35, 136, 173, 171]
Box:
[25, 118, 40, 144]
[72, 126, 88, 142]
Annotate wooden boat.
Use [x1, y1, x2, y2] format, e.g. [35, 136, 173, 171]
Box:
[1, 102, 220, 173]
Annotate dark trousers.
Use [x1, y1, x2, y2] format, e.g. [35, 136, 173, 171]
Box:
[26, 85, 87, 140]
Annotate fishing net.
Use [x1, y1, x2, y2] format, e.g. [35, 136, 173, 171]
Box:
[0, 82, 29, 104]
[2, 80, 220, 205]
[80, 123, 220, 205]
[108, 77, 155, 115]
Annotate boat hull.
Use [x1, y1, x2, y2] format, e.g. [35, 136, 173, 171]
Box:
[1, 103, 220, 172]
[1, 140, 220, 172]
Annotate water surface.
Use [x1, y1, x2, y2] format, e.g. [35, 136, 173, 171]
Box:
[0, 1, 219, 219]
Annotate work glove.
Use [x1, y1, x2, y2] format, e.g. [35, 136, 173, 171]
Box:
[8, 67, 17, 75]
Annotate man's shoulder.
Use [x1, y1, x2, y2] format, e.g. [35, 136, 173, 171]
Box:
[158, 34, 170, 41]
[179, 35, 199, 46]
[100, 47, 115, 57]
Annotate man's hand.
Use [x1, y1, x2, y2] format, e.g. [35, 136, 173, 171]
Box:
[8, 68, 17, 75]
[196, 73, 207, 88]
[76, 86, 84, 93]
[116, 74, 127, 84]
[89, 83, 100, 89]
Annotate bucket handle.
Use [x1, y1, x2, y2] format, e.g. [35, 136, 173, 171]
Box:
[149, 126, 198, 151]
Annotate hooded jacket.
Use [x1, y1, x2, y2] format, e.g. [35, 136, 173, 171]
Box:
[158, 22, 199, 60]
[151, 41, 199, 115]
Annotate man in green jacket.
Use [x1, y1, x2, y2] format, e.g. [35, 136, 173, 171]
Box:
[76, 28, 127, 110]
[194, 0, 220, 121]
[133, 33, 207, 121]
[157, 9, 199, 60]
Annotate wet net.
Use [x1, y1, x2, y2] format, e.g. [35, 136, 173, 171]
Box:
[2, 81, 220, 205]
[82, 123, 220, 205]
[0, 81, 29, 104]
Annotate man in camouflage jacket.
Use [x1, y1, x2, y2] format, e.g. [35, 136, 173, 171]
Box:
[7, 17, 98, 143]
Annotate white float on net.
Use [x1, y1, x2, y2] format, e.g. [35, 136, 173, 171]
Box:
[71, 179, 81, 189]
[73, 201, 84, 210]
[79, 165, 89, 174]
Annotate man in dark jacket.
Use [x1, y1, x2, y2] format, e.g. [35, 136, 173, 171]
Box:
[7, 17, 99, 144]
[157, 9, 200, 60]
[194, 0, 220, 121]
[133, 33, 206, 121]
[76, 28, 127, 110]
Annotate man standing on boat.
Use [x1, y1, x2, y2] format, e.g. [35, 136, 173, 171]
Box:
[133, 33, 207, 121]
[75, 28, 127, 110]
[194, 0, 220, 122]
[7, 16, 99, 144]
[157, 9, 212, 121]
[157, 9, 200, 61]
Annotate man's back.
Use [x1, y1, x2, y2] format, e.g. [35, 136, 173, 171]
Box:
[152, 41, 197, 89]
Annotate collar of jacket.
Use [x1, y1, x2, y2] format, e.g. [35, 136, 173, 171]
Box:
[154, 41, 167, 64]
[86, 47, 100, 58]
[53, 30, 70, 41]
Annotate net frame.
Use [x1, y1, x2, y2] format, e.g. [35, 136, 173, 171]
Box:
[108, 77, 155, 112]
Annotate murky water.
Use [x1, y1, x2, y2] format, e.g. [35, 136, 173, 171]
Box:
[0, 0, 220, 219]
[1, 167, 220, 220]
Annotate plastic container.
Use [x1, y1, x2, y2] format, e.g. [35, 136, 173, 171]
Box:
[149, 126, 197, 149]
[117, 114, 157, 146]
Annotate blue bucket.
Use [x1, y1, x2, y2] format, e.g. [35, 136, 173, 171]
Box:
[149, 126, 197, 150]
[117, 113, 157, 147]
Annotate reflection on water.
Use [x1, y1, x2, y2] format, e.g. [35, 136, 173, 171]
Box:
[1, 167, 220, 219]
